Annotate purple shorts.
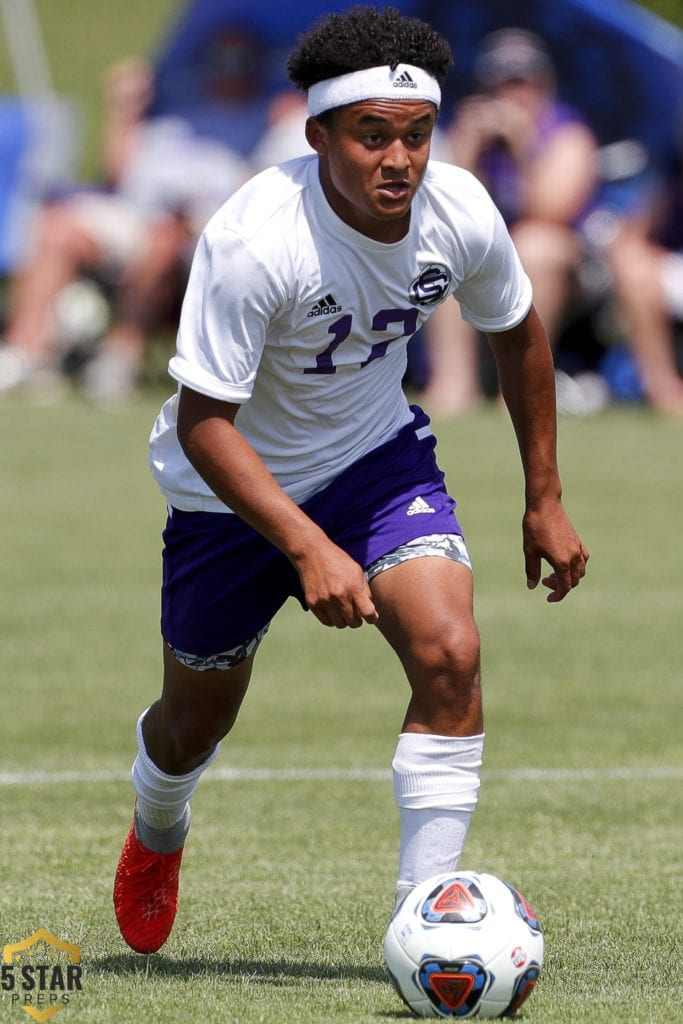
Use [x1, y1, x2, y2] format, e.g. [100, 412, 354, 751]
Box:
[160, 406, 462, 657]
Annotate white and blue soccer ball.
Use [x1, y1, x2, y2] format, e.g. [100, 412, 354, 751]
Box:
[384, 871, 543, 1018]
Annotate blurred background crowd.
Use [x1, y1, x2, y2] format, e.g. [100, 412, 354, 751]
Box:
[0, 0, 682, 418]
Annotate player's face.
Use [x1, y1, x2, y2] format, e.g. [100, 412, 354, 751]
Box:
[307, 100, 436, 243]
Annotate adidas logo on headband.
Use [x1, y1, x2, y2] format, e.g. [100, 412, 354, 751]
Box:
[307, 63, 441, 116]
[393, 71, 417, 89]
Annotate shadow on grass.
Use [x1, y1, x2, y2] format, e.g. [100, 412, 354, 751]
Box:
[88, 954, 419, 1019]
[90, 952, 388, 985]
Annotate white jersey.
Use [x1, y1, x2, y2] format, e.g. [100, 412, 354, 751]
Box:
[149, 155, 532, 512]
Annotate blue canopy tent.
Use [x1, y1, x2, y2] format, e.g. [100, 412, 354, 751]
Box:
[0, 100, 31, 273]
[151, 0, 683, 205]
[0, 0, 79, 274]
[149, 0, 421, 155]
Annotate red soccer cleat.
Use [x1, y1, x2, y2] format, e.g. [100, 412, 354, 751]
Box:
[113, 817, 184, 953]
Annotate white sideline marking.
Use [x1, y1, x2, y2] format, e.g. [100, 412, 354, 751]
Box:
[0, 765, 680, 787]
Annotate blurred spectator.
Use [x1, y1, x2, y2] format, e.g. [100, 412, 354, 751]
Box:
[0, 56, 249, 403]
[421, 28, 599, 417]
[606, 167, 683, 419]
[250, 90, 311, 171]
[149, 21, 271, 157]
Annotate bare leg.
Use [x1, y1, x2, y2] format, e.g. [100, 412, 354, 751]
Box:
[371, 557, 482, 735]
[114, 643, 257, 953]
[371, 556, 483, 893]
[4, 203, 100, 363]
[511, 219, 580, 345]
[608, 228, 683, 418]
[142, 643, 256, 774]
[82, 218, 189, 401]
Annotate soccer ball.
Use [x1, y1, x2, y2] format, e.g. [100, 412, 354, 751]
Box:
[383, 871, 543, 1018]
[52, 279, 111, 354]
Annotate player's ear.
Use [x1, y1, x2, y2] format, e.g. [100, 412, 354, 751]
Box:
[305, 116, 329, 156]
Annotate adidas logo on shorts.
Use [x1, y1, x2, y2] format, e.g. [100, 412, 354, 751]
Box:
[306, 294, 342, 317]
[406, 496, 436, 515]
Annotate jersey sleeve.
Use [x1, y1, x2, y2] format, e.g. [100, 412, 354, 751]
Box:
[453, 196, 533, 333]
[168, 222, 286, 402]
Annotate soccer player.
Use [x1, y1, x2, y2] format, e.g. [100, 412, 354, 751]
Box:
[114, 5, 589, 954]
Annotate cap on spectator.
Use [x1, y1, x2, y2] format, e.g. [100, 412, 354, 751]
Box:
[474, 28, 555, 88]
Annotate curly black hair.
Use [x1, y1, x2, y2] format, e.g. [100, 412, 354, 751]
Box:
[287, 5, 452, 91]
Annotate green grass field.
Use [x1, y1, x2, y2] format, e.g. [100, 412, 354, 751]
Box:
[0, 389, 680, 1023]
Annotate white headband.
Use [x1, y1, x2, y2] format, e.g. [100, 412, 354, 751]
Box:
[307, 63, 441, 116]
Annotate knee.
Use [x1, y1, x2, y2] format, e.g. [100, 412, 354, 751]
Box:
[512, 220, 577, 276]
[163, 704, 239, 770]
[163, 715, 224, 765]
[37, 204, 98, 263]
[410, 619, 482, 713]
[608, 233, 661, 294]
[424, 617, 480, 677]
[155, 649, 253, 769]
[149, 699, 236, 771]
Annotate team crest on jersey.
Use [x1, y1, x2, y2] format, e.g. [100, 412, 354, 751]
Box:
[409, 263, 451, 307]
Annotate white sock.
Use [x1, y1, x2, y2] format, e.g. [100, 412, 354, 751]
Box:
[392, 731, 484, 891]
[131, 708, 220, 830]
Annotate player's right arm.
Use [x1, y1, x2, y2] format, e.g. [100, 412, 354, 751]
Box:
[176, 385, 378, 630]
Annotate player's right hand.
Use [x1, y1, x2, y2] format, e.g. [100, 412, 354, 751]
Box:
[296, 544, 379, 628]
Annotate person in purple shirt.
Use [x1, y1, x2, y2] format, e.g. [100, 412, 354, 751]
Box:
[422, 29, 598, 417]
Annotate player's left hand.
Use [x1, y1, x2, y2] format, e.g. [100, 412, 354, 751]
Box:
[522, 499, 589, 603]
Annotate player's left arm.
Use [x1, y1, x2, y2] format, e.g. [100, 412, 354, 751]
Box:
[487, 305, 589, 602]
